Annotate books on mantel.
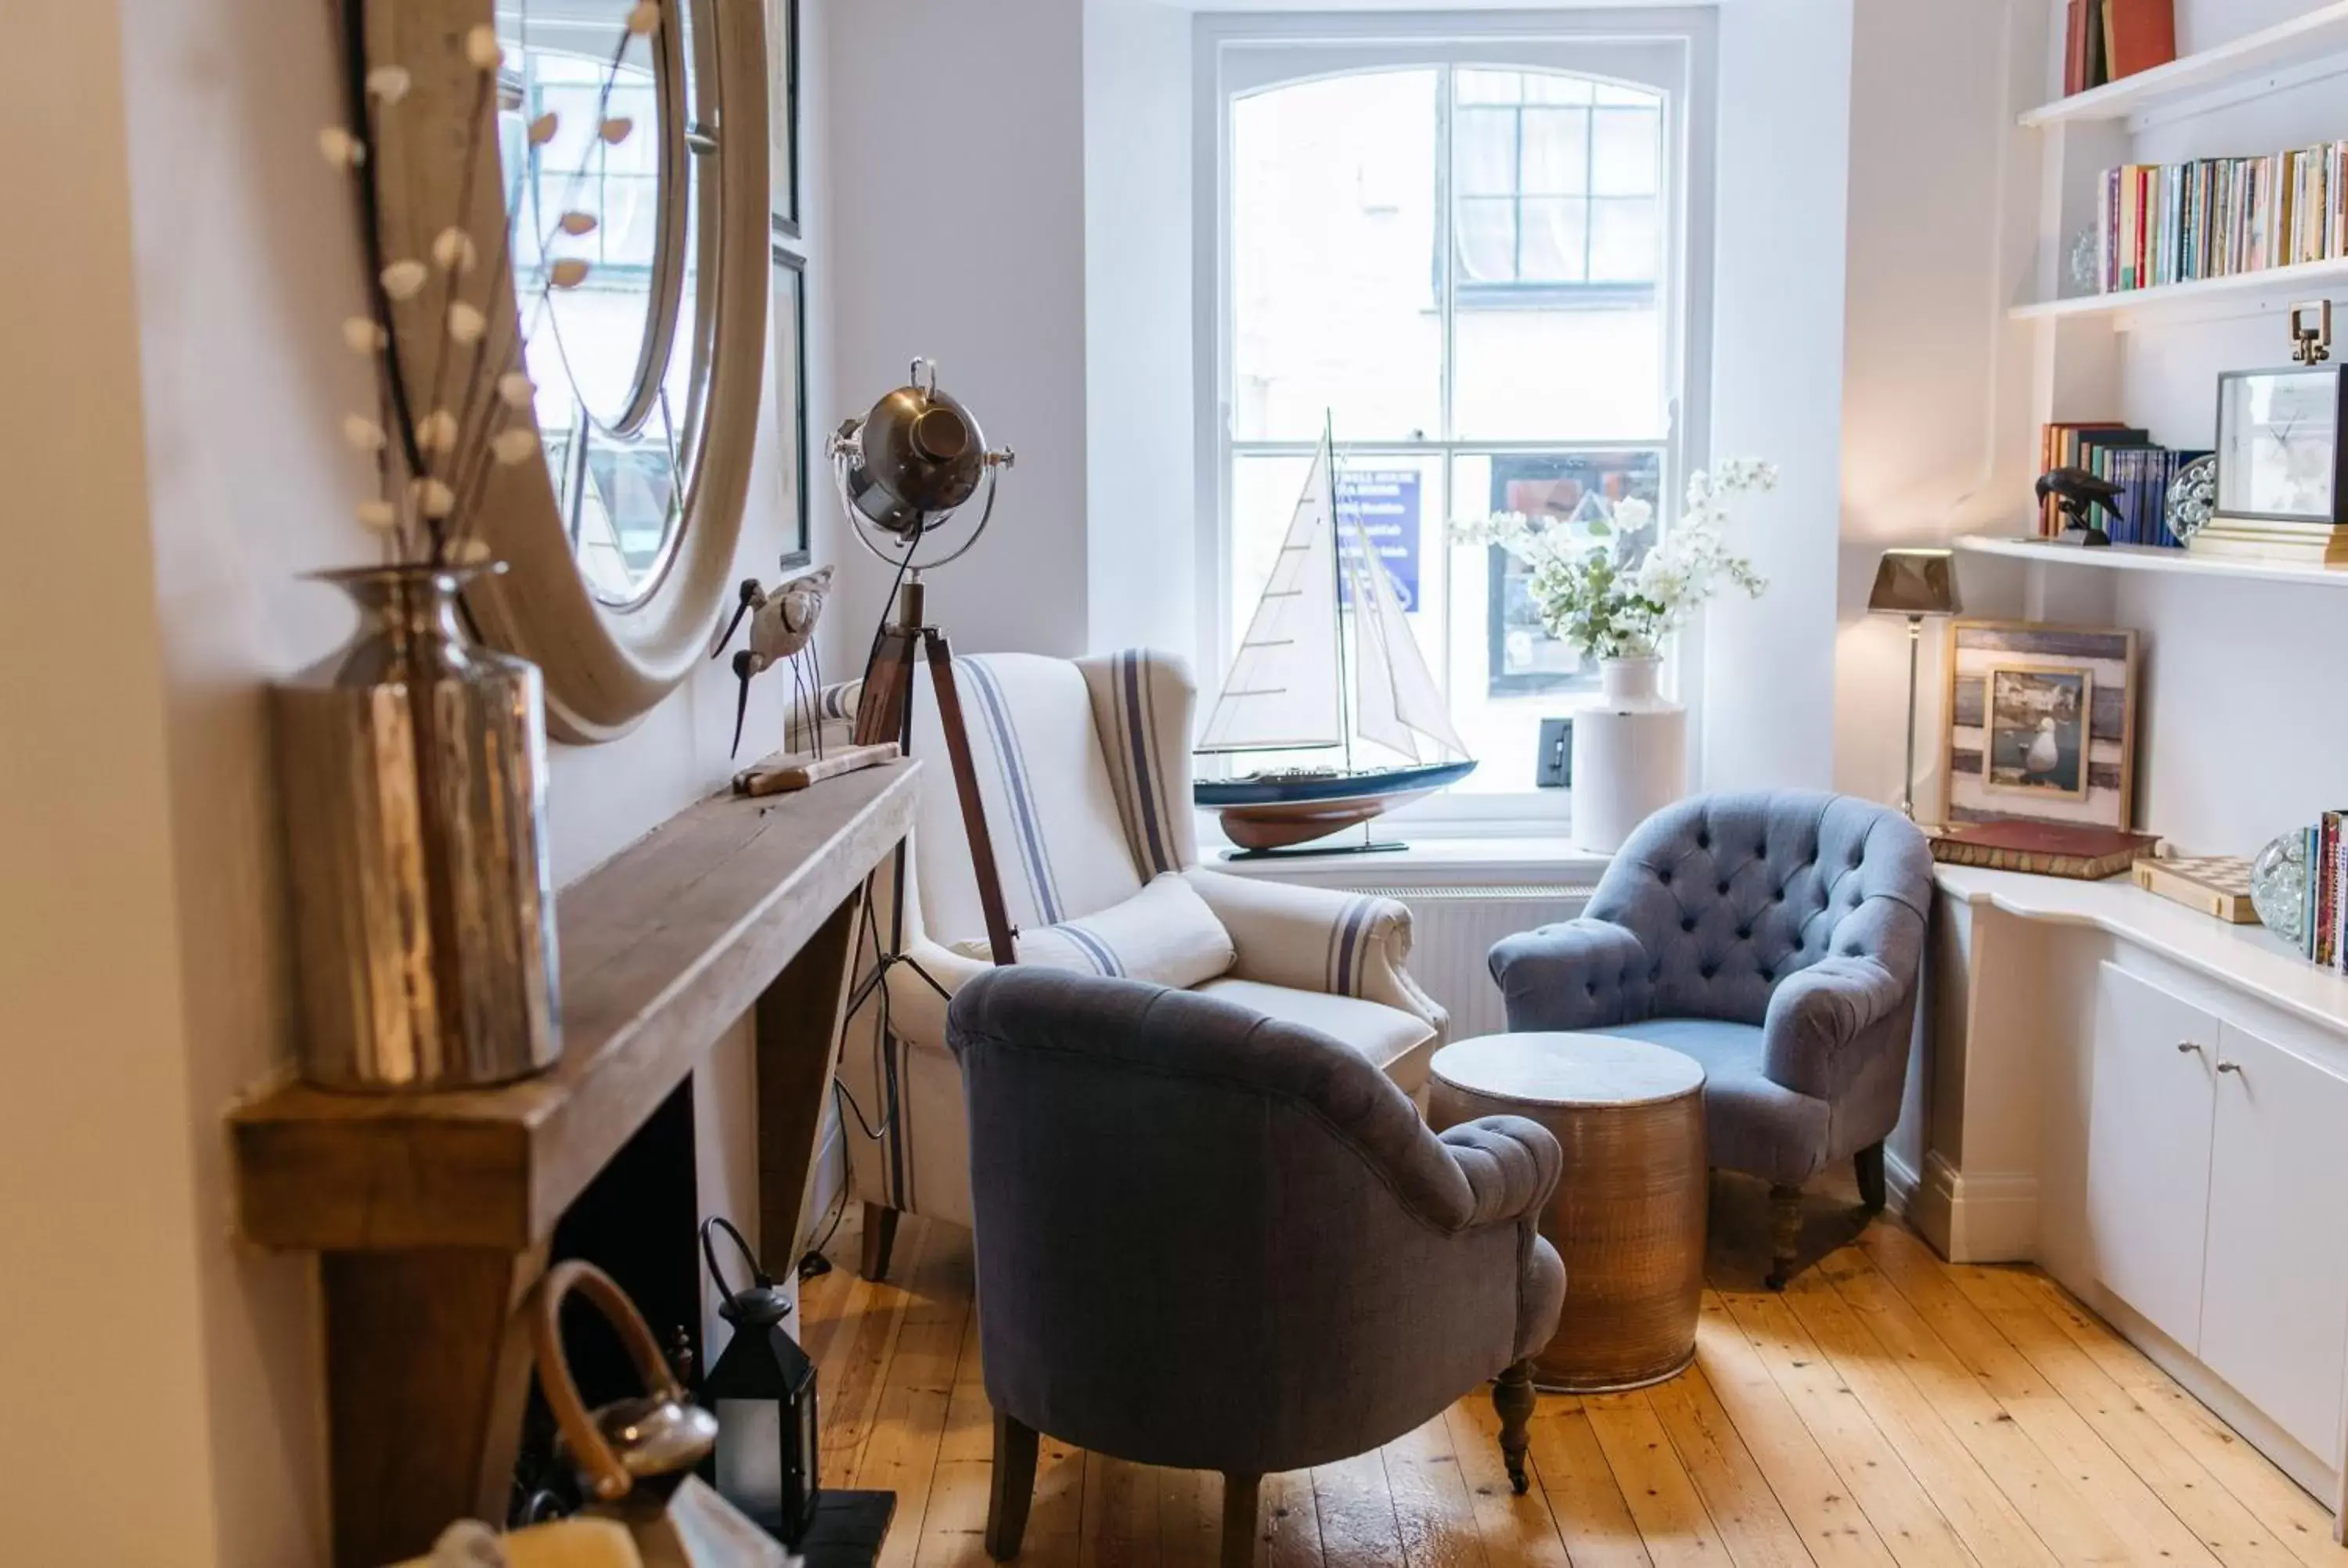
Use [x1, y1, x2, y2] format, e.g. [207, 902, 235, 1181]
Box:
[2294, 813, 2348, 968]
[2064, 0, 2175, 95]
[2036, 421, 2212, 545]
[1930, 822, 2161, 881]
[2098, 143, 2348, 297]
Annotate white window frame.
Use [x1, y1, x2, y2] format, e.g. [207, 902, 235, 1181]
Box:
[1193, 9, 1719, 833]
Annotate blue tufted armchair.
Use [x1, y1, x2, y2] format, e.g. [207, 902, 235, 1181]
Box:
[1489, 791, 1934, 1288]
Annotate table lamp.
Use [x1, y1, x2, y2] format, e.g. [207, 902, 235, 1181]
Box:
[1867, 548, 1961, 820]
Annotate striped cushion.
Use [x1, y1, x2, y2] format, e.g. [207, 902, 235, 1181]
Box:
[952, 873, 1236, 988]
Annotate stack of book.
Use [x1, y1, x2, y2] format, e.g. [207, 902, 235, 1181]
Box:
[2036, 422, 2212, 544]
[2296, 815, 2348, 968]
[2063, 0, 2175, 95]
[2098, 145, 2348, 294]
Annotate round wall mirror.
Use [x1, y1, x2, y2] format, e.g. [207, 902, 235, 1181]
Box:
[362, 0, 768, 741]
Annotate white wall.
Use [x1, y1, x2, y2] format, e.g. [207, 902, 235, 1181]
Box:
[825, 0, 1090, 664]
[1, 0, 841, 1555]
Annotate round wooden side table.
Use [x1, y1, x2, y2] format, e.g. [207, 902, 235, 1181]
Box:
[1428, 1032, 1708, 1393]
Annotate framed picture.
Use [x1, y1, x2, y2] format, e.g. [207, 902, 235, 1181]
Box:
[771, 244, 810, 567]
[768, 0, 801, 237]
[1942, 620, 2138, 831]
[2214, 365, 2346, 526]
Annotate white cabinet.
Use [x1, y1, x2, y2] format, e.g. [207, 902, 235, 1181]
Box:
[2200, 1020, 2348, 1466]
[2087, 963, 2219, 1351]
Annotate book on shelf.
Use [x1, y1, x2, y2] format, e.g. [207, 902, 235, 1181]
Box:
[2131, 855, 2260, 923]
[2097, 142, 2348, 297]
[1930, 822, 2160, 880]
[2036, 420, 2208, 545]
[2063, 0, 2174, 95]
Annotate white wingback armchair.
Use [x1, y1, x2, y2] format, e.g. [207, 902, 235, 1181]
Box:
[805, 649, 1449, 1279]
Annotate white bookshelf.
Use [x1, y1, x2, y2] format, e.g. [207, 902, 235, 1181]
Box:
[2018, 2, 2348, 129]
[1955, 532, 2348, 587]
[2011, 254, 2348, 324]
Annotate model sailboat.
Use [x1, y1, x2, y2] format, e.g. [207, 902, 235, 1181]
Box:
[1195, 428, 1476, 854]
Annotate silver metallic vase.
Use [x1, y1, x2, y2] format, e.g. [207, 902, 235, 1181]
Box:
[273, 563, 560, 1091]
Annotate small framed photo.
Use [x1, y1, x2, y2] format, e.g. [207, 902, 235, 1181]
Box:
[2215, 365, 2346, 526]
[771, 244, 810, 566]
[1943, 620, 2138, 831]
[768, 0, 801, 238]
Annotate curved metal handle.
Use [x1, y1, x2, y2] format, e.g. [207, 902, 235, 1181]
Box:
[2217, 1060, 2244, 1076]
[529, 1261, 685, 1501]
[2177, 1041, 2202, 1054]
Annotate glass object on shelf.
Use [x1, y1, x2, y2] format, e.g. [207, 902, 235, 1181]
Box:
[2250, 829, 2309, 946]
[2069, 227, 2101, 296]
[2164, 454, 2218, 542]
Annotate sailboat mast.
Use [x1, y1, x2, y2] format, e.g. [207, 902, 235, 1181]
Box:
[1327, 416, 1355, 778]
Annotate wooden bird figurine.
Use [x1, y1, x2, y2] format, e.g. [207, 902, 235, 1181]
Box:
[711, 564, 833, 757]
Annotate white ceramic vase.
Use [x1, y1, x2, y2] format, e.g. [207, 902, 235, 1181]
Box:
[1571, 655, 1688, 854]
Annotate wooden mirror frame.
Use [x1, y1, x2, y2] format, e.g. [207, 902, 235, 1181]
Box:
[360, 0, 769, 742]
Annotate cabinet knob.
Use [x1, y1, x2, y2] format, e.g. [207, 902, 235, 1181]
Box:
[2217, 1060, 2243, 1075]
[2176, 1041, 2202, 1054]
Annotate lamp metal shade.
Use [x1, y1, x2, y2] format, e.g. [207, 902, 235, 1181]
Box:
[1867, 548, 1961, 617]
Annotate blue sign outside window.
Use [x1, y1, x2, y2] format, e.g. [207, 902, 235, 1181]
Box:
[1337, 470, 1421, 612]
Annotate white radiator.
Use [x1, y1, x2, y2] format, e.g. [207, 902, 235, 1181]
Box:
[1352, 883, 1597, 1039]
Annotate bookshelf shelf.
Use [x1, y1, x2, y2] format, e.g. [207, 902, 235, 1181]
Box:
[2020, 2, 2348, 128]
[2011, 254, 2348, 325]
[1956, 533, 2348, 588]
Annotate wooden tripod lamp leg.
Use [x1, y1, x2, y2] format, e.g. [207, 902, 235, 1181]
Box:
[923, 633, 1019, 967]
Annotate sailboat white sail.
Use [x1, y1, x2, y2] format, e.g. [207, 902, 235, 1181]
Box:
[1197, 441, 1345, 753]
[1340, 501, 1470, 764]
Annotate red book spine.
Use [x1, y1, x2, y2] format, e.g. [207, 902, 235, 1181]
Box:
[2105, 0, 2177, 81]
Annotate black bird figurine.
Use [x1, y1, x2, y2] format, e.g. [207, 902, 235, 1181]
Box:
[2035, 466, 2127, 548]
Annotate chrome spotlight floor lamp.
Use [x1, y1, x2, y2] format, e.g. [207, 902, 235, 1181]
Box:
[1867, 548, 1961, 821]
[834, 360, 1019, 967]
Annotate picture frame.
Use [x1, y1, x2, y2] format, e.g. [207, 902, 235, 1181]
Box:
[768, 0, 801, 237]
[771, 244, 810, 568]
[1941, 620, 2138, 832]
[2213, 365, 2346, 527]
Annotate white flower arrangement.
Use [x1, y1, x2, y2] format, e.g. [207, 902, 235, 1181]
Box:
[322, 9, 654, 559]
[1453, 459, 1778, 661]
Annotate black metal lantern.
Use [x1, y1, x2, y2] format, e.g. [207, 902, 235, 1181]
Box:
[699, 1217, 820, 1545]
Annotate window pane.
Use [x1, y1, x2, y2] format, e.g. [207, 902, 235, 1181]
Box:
[1456, 69, 1523, 105]
[1589, 197, 1658, 282]
[1591, 107, 1661, 196]
[1443, 451, 1665, 791]
[1594, 81, 1659, 107]
[1454, 108, 1519, 198]
[1523, 72, 1596, 106]
[1455, 198, 1518, 285]
[1453, 302, 1664, 441]
[1516, 198, 1589, 283]
[1231, 70, 1442, 441]
[1520, 109, 1590, 196]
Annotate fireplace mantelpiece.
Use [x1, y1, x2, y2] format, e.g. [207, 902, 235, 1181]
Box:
[229, 759, 921, 1566]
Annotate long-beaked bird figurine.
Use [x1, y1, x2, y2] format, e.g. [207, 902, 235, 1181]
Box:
[711, 563, 833, 757]
[2035, 466, 2127, 548]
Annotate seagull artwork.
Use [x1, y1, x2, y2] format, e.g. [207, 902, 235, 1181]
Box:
[2025, 716, 2062, 778]
[711, 563, 834, 758]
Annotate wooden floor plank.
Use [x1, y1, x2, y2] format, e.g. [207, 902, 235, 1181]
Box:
[1261, 1469, 1326, 1568]
[1644, 1361, 1820, 1568]
[1717, 1289, 1973, 1567]
[1944, 1261, 2302, 1568]
[1525, 1396, 1658, 1568]
[1818, 1247, 2134, 1567]
[1082, 1452, 1163, 1568]
[1780, 1261, 2057, 1567]
[1158, 1466, 1223, 1568]
[1442, 1394, 1573, 1568]
[1310, 1449, 1407, 1568]
[1860, 1224, 2224, 1568]
[821, 1217, 934, 1487]
[857, 1228, 975, 1568]
[913, 1308, 992, 1568]
[1695, 1291, 1900, 1567]
[2008, 1269, 2348, 1567]
[1382, 1411, 1491, 1568]
[1583, 1390, 1734, 1567]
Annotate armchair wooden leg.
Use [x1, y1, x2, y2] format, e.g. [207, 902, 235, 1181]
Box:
[984, 1412, 1039, 1561]
[860, 1202, 901, 1282]
[1220, 1473, 1262, 1568]
[1854, 1142, 1888, 1217]
[1766, 1184, 1803, 1291]
[1493, 1359, 1536, 1494]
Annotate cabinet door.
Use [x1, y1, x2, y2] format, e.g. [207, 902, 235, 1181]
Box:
[2199, 1021, 2348, 1466]
[2086, 962, 2218, 1351]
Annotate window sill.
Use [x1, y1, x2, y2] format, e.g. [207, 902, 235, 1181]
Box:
[1194, 811, 1611, 887]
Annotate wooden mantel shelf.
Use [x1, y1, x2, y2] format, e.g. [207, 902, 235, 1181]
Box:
[230, 757, 921, 1254]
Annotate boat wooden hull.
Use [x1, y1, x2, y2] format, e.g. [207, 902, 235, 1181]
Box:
[1216, 789, 1440, 851]
[1196, 760, 1478, 851]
